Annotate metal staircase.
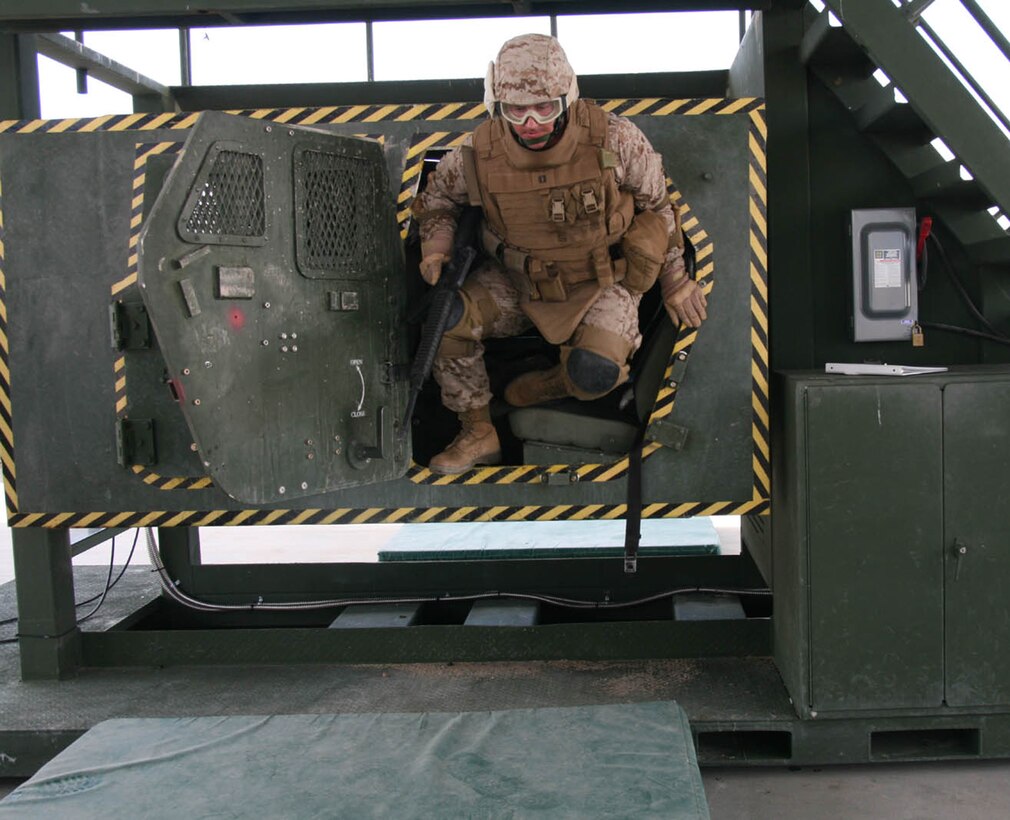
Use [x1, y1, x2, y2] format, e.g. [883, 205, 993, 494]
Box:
[803, 0, 1010, 272]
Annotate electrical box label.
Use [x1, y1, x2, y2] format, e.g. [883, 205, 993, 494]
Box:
[873, 249, 903, 288]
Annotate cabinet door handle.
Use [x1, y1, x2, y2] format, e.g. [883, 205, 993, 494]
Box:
[953, 539, 969, 581]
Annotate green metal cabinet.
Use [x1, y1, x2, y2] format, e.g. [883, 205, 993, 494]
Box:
[771, 369, 1010, 718]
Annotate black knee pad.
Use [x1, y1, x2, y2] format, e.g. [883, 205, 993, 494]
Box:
[565, 348, 621, 398]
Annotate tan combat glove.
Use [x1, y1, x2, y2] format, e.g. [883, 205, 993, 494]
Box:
[419, 233, 454, 286]
[660, 268, 708, 328]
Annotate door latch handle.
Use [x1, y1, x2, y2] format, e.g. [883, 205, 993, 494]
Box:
[350, 406, 390, 468]
[953, 539, 968, 581]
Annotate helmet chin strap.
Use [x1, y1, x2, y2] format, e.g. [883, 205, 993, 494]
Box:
[513, 112, 569, 150]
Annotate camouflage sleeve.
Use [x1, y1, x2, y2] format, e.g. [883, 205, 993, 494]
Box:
[410, 135, 473, 246]
[607, 114, 685, 281]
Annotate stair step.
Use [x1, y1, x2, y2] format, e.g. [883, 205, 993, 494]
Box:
[928, 202, 1010, 253]
[800, 11, 875, 79]
[856, 86, 932, 140]
[867, 134, 948, 179]
[911, 163, 994, 209]
[966, 235, 1010, 266]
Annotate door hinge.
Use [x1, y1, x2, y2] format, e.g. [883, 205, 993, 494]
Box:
[116, 418, 156, 466]
[110, 300, 152, 350]
[542, 469, 580, 486]
[647, 418, 690, 451]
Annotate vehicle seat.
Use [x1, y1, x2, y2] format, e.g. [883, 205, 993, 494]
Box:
[506, 237, 694, 465]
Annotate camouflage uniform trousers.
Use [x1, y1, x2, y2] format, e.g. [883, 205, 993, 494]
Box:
[434, 261, 643, 413]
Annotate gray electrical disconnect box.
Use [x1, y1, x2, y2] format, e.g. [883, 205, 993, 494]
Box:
[850, 207, 917, 342]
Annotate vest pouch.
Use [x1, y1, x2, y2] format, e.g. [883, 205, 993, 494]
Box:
[621, 209, 668, 294]
[529, 257, 567, 302]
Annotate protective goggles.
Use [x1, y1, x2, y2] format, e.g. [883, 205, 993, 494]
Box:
[499, 98, 565, 126]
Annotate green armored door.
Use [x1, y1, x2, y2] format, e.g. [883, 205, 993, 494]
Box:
[138, 111, 409, 505]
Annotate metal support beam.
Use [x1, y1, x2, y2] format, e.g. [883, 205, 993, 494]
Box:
[179, 28, 192, 86]
[0, 1, 778, 31]
[823, 0, 1010, 219]
[35, 32, 173, 104]
[12, 528, 81, 680]
[760, 9, 816, 369]
[157, 527, 202, 593]
[0, 33, 40, 120]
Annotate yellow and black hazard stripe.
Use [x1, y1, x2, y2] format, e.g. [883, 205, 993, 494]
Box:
[748, 107, 770, 504]
[0, 112, 201, 136]
[598, 97, 764, 118]
[0, 103, 489, 137]
[113, 141, 212, 490]
[9, 494, 771, 528]
[0, 175, 15, 515]
[397, 131, 472, 236]
[6, 98, 769, 522]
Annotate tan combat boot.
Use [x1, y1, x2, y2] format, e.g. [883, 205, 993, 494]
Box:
[504, 364, 571, 407]
[429, 406, 502, 474]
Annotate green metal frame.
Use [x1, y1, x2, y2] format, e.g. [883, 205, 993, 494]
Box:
[0, 1, 782, 31]
[4, 1, 1010, 779]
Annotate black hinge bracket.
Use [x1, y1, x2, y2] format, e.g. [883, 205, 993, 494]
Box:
[110, 300, 152, 350]
[116, 418, 156, 466]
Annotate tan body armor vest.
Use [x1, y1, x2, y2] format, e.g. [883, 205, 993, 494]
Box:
[462, 100, 637, 344]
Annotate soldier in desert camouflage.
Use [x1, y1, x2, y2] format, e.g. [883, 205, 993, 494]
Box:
[411, 33, 708, 474]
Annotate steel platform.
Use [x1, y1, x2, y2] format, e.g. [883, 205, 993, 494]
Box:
[3, 567, 1010, 778]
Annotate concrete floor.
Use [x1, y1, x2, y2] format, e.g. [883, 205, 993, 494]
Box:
[3, 520, 1010, 818]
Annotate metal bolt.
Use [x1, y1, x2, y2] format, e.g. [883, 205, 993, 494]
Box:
[190, 443, 198, 451]
[306, 453, 315, 460]
[278, 486, 286, 494]
[281, 345, 289, 353]
[810, 711, 818, 718]
[263, 302, 271, 309]
[291, 333, 297, 340]
[702, 171, 714, 181]
[262, 339, 270, 346]
[301, 482, 308, 490]
[265, 125, 272, 132]
[280, 332, 288, 340]
[334, 449, 342, 455]
[669, 380, 678, 389]
[291, 345, 298, 353]
[306, 439, 314, 446]
[182, 368, 191, 375]
[678, 352, 688, 361]
[288, 129, 295, 136]
[193, 399, 201, 406]
[203, 460, 210, 467]
[204, 361, 212, 368]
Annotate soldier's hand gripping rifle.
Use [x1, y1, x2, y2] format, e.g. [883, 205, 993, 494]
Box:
[400, 206, 482, 438]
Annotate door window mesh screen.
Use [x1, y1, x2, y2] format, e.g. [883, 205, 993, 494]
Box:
[296, 149, 376, 276]
[184, 150, 265, 239]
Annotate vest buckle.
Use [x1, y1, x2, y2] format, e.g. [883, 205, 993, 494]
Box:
[551, 196, 566, 223]
[582, 189, 599, 214]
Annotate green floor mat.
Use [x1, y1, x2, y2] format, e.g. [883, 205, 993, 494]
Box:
[1, 703, 709, 819]
[378, 518, 721, 561]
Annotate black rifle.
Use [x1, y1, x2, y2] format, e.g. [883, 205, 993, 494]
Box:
[400, 207, 482, 438]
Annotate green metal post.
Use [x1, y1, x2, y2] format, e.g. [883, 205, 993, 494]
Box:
[157, 527, 202, 593]
[0, 33, 40, 120]
[11, 528, 81, 680]
[761, 8, 815, 370]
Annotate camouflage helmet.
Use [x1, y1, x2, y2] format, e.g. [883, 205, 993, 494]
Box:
[484, 33, 580, 116]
